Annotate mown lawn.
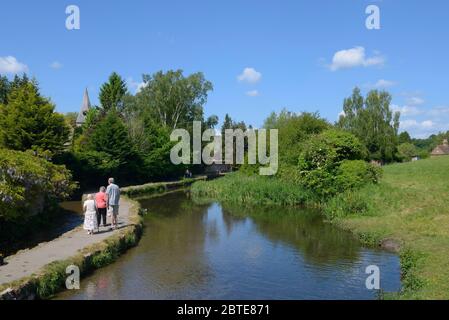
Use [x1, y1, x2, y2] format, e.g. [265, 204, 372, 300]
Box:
[334, 156, 449, 299]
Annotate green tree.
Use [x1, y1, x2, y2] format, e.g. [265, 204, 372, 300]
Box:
[134, 70, 213, 129]
[338, 87, 400, 162]
[221, 114, 233, 134]
[397, 143, 417, 162]
[99, 72, 128, 112]
[264, 109, 329, 166]
[205, 115, 219, 129]
[85, 111, 137, 164]
[0, 81, 69, 154]
[0, 75, 10, 104]
[398, 131, 412, 144]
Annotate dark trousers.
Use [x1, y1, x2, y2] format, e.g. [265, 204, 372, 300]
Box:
[97, 208, 107, 226]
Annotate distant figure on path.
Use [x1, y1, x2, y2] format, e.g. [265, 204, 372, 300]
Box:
[83, 194, 98, 235]
[95, 186, 108, 228]
[106, 178, 120, 230]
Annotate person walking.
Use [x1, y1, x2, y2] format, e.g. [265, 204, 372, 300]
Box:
[95, 186, 108, 228]
[106, 178, 120, 230]
[83, 194, 98, 235]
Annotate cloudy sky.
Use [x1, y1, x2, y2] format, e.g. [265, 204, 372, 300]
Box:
[0, 0, 448, 138]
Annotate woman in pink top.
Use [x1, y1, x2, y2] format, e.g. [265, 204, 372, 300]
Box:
[95, 186, 108, 228]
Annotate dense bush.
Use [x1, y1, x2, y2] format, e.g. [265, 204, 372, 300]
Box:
[335, 160, 382, 190]
[0, 148, 75, 222]
[297, 129, 371, 197]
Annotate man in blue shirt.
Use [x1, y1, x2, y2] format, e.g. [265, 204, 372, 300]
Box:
[106, 177, 120, 230]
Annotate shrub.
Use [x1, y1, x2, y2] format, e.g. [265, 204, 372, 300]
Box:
[297, 129, 368, 197]
[0, 148, 75, 222]
[335, 160, 382, 190]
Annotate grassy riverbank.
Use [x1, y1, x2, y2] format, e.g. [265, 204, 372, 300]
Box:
[191, 173, 317, 206]
[192, 157, 449, 299]
[326, 156, 449, 299]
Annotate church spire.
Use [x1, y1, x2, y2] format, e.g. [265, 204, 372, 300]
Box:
[76, 88, 92, 126]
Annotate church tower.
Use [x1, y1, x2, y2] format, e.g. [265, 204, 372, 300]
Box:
[76, 88, 91, 127]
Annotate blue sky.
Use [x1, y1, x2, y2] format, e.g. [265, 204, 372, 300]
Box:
[0, 0, 448, 138]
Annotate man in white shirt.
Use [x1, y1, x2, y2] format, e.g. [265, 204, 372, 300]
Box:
[106, 177, 120, 230]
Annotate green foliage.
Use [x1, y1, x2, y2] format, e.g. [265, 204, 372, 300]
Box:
[82, 110, 144, 181]
[191, 173, 316, 206]
[264, 109, 329, 167]
[0, 81, 69, 155]
[0, 148, 75, 222]
[0, 75, 10, 104]
[400, 249, 425, 294]
[335, 160, 382, 190]
[130, 70, 213, 129]
[297, 129, 373, 197]
[338, 87, 400, 162]
[99, 72, 128, 112]
[398, 131, 412, 144]
[397, 143, 418, 162]
[54, 150, 120, 191]
[323, 188, 374, 220]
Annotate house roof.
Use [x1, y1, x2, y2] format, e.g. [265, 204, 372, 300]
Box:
[76, 88, 91, 126]
[431, 139, 449, 155]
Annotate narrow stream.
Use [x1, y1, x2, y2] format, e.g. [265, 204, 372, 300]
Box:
[57, 191, 401, 300]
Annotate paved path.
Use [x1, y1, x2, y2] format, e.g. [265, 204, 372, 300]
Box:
[0, 198, 132, 286]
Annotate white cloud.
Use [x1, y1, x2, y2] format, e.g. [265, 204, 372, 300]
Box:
[422, 120, 434, 128]
[373, 79, 396, 88]
[50, 61, 63, 69]
[329, 47, 385, 71]
[406, 96, 425, 106]
[399, 118, 445, 138]
[127, 77, 147, 93]
[428, 106, 449, 117]
[400, 119, 434, 130]
[392, 104, 423, 116]
[0, 56, 28, 74]
[338, 111, 346, 118]
[246, 90, 259, 97]
[237, 67, 262, 84]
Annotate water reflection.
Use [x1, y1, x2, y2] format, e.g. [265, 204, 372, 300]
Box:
[57, 191, 401, 300]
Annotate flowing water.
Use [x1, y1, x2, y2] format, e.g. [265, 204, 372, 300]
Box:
[57, 191, 401, 300]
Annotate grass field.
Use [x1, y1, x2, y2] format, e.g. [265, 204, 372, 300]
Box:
[331, 156, 449, 299]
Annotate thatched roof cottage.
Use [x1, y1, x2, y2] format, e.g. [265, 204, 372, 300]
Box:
[431, 139, 449, 157]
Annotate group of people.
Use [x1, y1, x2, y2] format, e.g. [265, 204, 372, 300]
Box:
[83, 178, 121, 235]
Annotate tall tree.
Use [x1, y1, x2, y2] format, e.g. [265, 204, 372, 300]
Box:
[83, 110, 143, 180]
[338, 87, 400, 162]
[398, 131, 412, 144]
[0, 81, 69, 154]
[135, 70, 213, 129]
[0, 75, 10, 105]
[99, 72, 128, 112]
[221, 114, 233, 135]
